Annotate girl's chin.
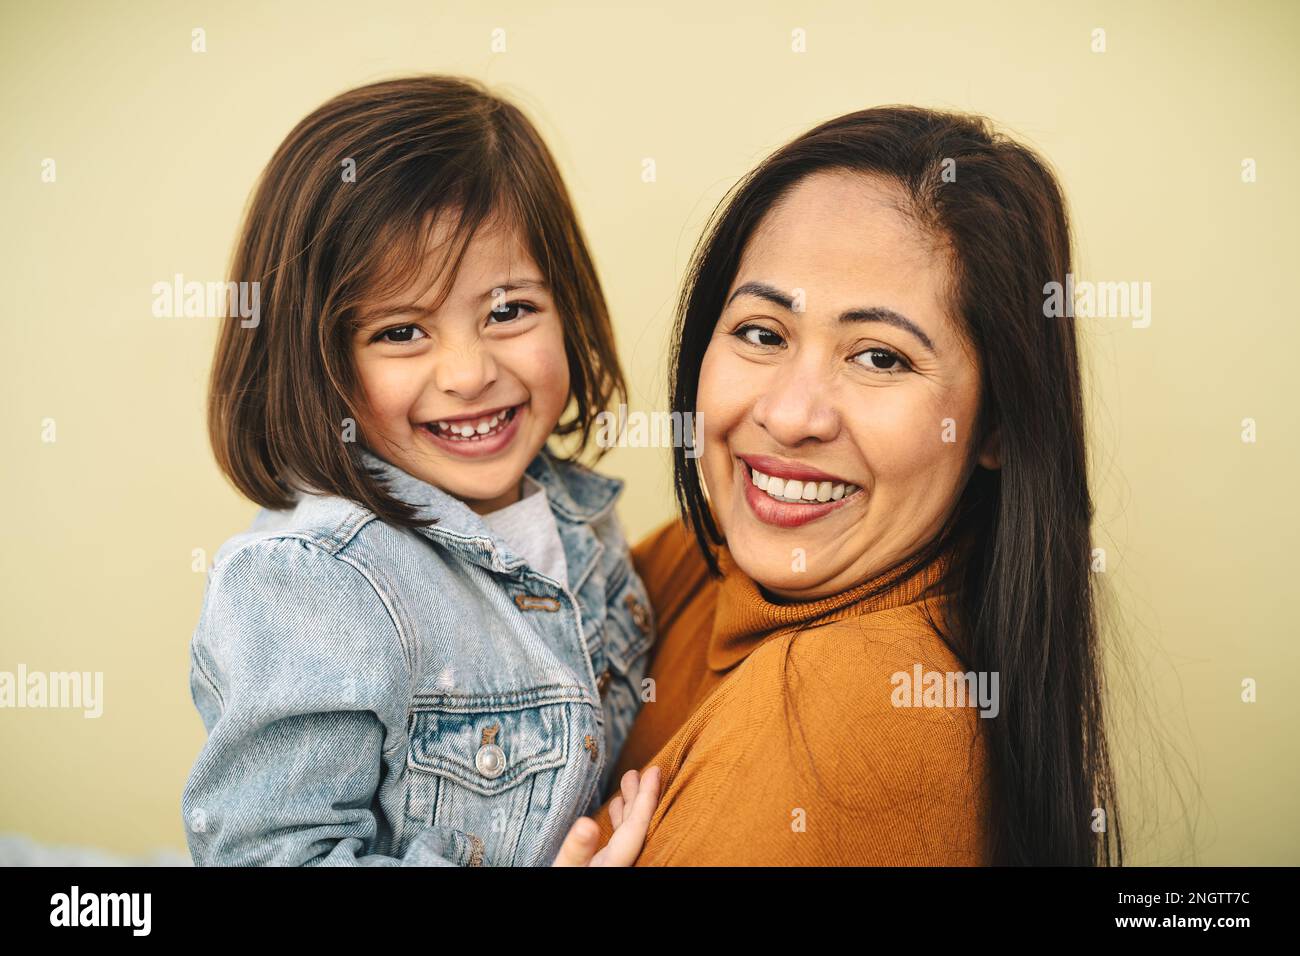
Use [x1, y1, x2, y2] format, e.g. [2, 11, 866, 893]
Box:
[399, 457, 524, 504]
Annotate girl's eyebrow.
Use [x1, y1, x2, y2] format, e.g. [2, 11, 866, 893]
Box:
[480, 277, 548, 298]
[357, 277, 550, 326]
[726, 280, 938, 355]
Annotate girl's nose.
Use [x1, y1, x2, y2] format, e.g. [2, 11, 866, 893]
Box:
[750, 361, 840, 447]
[431, 340, 498, 403]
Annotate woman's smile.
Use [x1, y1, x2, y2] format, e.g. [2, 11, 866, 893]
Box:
[737, 453, 864, 528]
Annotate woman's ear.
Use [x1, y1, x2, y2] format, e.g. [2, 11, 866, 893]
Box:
[977, 426, 1001, 470]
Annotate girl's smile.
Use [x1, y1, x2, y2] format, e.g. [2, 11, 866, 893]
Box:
[416, 401, 527, 459]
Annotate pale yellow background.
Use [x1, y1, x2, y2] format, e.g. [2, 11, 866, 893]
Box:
[1, 0, 1296, 864]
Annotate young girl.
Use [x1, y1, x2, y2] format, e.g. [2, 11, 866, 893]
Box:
[181, 75, 659, 866]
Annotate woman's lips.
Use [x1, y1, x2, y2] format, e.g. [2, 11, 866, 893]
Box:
[417, 402, 525, 459]
[737, 456, 864, 528]
[739, 454, 849, 486]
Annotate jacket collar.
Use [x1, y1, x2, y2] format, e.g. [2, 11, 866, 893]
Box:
[356, 446, 622, 579]
[524, 449, 622, 525]
[523, 452, 623, 594]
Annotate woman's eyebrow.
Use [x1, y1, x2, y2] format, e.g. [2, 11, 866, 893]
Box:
[726, 280, 937, 354]
[840, 306, 937, 355]
[727, 281, 795, 311]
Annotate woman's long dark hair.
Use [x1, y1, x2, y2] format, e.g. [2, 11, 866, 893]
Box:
[670, 106, 1122, 866]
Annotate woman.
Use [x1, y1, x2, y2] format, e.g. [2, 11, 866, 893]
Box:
[594, 106, 1122, 865]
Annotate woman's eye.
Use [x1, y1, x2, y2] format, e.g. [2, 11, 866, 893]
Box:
[736, 324, 784, 347]
[377, 325, 426, 344]
[852, 347, 911, 373]
[488, 301, 539, 323]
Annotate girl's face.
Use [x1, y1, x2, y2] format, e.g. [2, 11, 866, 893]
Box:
[351, 214, 570, 514]
[696, 170, 998, 600]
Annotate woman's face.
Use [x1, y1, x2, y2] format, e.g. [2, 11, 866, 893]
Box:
[697, 170, 998, 600]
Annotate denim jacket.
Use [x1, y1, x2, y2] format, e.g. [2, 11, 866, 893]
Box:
[181, 448, 654, 866]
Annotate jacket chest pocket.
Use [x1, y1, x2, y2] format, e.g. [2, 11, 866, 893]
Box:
[403, 694, 584, 866]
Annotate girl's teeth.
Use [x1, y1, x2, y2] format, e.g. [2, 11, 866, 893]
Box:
[749, 467, 860, 504]
[431, 407, 515, 440]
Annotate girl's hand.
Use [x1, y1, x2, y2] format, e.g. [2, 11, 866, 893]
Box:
[551, 766, 661, 866]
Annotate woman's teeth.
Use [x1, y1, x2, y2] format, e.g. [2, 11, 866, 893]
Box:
[430, 406, 516, 440]
[750, 467, 859, 504]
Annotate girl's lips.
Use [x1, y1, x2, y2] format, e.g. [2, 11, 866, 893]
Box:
[737, 458, 863, 529]
[417, 403, 526, 459]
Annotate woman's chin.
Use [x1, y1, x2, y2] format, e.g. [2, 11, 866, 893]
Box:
[724, 536, 837, 602]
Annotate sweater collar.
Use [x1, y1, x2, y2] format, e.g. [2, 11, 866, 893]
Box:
[707, 540, 956, 673]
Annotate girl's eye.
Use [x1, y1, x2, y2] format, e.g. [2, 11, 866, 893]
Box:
[852, 347, 911, 374]
[735, 324, 785, 347]
[377, 325, 426, 344]
[488, 301, 539, 324]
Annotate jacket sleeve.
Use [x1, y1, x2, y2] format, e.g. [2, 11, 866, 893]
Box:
[181, 536, 470, 866]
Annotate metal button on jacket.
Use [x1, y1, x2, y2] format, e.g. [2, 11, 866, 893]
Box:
[625, 594, 651, 635]
[476, 725, 506, 779]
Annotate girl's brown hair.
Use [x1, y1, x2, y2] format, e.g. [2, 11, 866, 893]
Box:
[209, 75, 624, 526]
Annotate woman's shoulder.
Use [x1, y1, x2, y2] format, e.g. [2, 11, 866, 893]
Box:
[655, 617, 990, 864]
[785, 597, 976, 711]
[728, 601, 987, 771]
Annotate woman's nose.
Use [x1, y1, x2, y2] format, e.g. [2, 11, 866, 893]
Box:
[750, 362, 840, 446]
[431, 340, 498, 403]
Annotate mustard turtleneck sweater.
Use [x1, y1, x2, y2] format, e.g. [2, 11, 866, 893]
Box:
[594, 520, 993, 865]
